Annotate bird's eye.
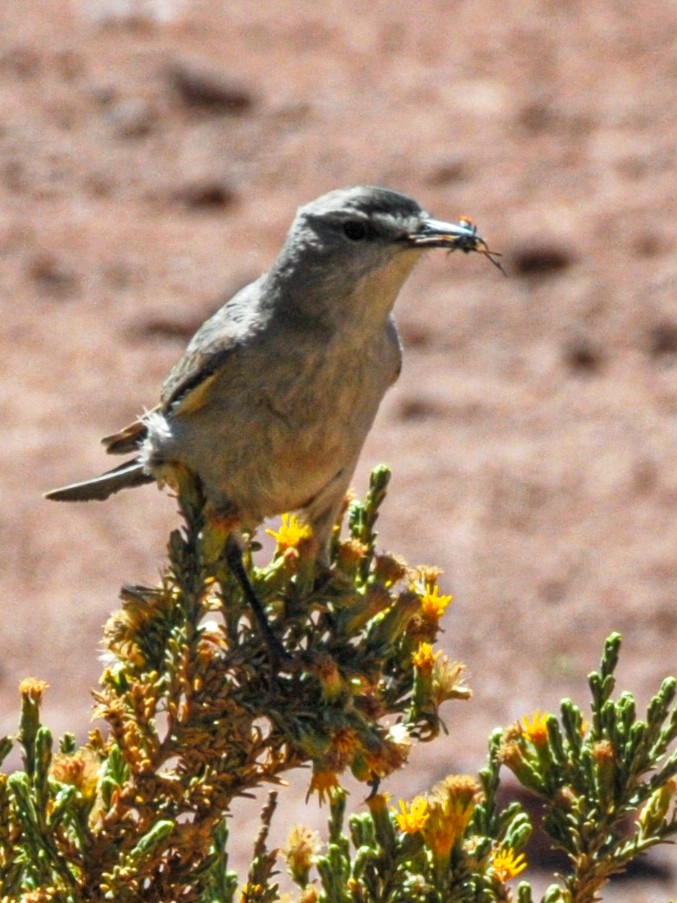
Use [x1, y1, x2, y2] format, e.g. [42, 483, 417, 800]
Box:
[343, 220, 369, 241]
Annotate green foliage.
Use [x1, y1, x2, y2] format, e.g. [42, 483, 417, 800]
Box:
[496, 634, 677, 903]
[0, 470, 675, 902]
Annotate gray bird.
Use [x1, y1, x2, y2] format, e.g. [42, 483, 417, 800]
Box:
[46, 186, 498, 561]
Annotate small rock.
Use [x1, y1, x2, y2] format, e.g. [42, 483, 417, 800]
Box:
[104, 261, 136, 290]
[55, 48, 85, 82]
[398, 321, 432, 348]
[563, 334, 604, 374]
[511, 242, 574, 277]
[517, 101, 554, 133]
[0, 45, 41, 79]
[85, 172, 116, 198]
[172, 179, 237, 211]
[397, 396, 441, 421]
[2, 159, 27, 194]
[633, 232, 663, 258]
[425, 155, 466, 185]
[167, 58, 255, 114]
[648, 321, 677, 360]
[28, 254, 79, 299]
[107, 97, 158, 138]
[133, 316, 200, 342]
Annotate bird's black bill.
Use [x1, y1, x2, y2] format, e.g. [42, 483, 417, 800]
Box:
[409, 216, 507, 276]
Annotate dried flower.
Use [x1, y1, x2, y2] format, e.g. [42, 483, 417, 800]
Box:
[639, 777, 677, 833]
[386, 723, 412, 760]
[335, 538, 368, 570]
[325, 727, 359, 772]
[363, 723, 412, 778]
[283, 825, 321, 885]
[311, 653, 345, 701]
[338, 583, 392, 633]
[373, 552, 408, 586]
[23, 891, 60, 903]
[412, 565, 443, 587]
[592, 738, 617, 806]
[432, 655, 471, 704]
[497, 738, 545, 796]
[50, 748, 100, 803]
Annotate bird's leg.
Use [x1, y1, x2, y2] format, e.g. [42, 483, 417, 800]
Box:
[224, 534, 291, 666]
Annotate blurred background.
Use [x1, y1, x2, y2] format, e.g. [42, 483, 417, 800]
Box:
[1, 1, 675, 895]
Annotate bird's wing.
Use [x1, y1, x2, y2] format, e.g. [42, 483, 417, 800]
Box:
[102, 337, 237, 455]
[102, 414, 156, 455]
[102, 277, 266, 454]
[101, 341, 233, 452]
[160, 345, 235, 413]
[160, 275, 267, 414]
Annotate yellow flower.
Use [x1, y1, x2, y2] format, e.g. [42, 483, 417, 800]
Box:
[422, 775, 481, 865]
[393, 796, 429, 833]
[23, 892, 60, 903]
[412, 642, 439, 672]
[491, 847, 527, 882]
[419, 585, 453, 622]
[18, 678, 49, 702]
[266, 513, 312, 552]
[520, 710, 550, 746]
[307, 767, 340, 804]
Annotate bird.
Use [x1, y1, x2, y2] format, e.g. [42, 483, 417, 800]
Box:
[46, 187, 499, 650]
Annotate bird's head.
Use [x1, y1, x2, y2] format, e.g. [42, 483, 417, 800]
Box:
[268, 186, 501, 327]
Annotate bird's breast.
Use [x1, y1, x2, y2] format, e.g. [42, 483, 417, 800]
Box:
[161, 320, 401, 523]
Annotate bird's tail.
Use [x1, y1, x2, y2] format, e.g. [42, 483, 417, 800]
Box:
[44, 459, 154, 502]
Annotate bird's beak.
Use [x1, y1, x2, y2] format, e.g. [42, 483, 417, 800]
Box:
[408, 216, 506, 274]
[409, 216, 484, 250]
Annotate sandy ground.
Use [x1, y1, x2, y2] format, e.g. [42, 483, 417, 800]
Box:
[1, 1, 676, 896]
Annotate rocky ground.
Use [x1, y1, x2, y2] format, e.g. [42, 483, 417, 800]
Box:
[1, 1, 675, 896]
